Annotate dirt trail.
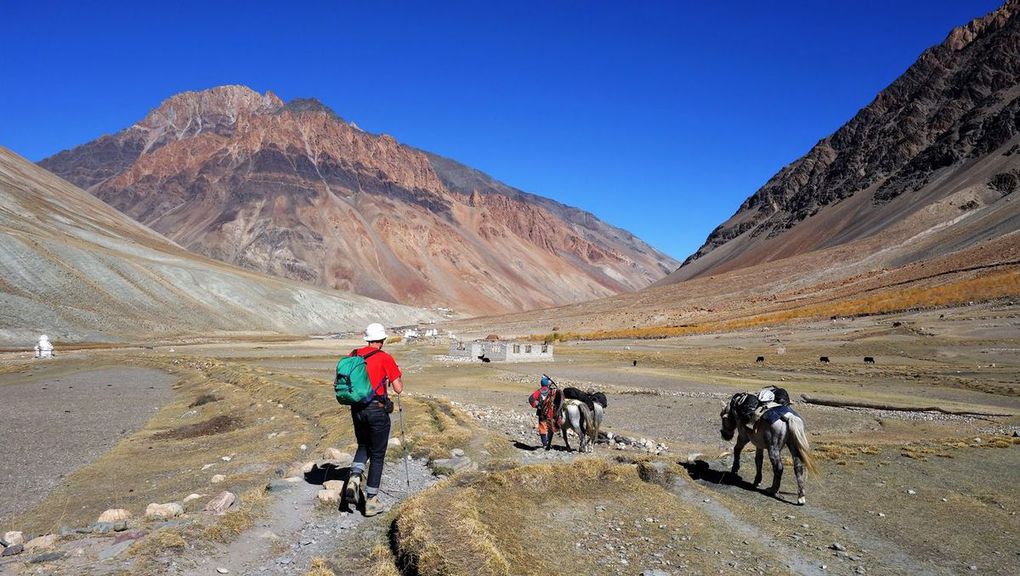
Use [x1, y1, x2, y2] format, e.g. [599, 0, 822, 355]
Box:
[169, 458, 435, 575]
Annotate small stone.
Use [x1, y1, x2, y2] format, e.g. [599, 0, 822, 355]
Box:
[24, 534, 59, 551]
[907, 490, 916, 495]
[450, 447, 464, 458]
[145, 502, 184, 520]
[322, 480, 344, 491]
[2, 531, 24, 547]
[878, 512, 886, 517]
[217, 568, 230, 574]
[317, 489, 341, 503]
[183, 493, 204, 504]
[211, 474, 226, 484]
[2, 544, 24, 557]
[93, 522, 114, 534]
[113, 521, 129, 532]
[221, 456, 232, 462]
[29, 550, 64, 563]
[205, 491, 237, 515]
[300, 444, 308, 451]
[97, 509, 131, 523]
[830, 543, 846, 552]
[969, 566, 977, 571]
[98, 540, 133, 560]
[202, 463, 215, 470]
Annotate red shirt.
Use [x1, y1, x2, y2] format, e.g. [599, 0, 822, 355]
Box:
[354, 346, 402, 398]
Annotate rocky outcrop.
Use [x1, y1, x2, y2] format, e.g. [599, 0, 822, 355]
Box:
[39, 85, 677, 314]
[672, 0, 1020, 281]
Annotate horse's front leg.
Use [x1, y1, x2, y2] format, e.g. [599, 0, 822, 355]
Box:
[753, 448, 764, 487]
[766, 443, 783, 496]
[730, 437, 748, 476]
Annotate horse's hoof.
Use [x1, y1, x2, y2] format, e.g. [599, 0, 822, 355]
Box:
[797, 496, 806, 505]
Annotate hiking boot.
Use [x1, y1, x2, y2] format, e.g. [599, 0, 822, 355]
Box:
[345, 473, 362, 504]
[363, 495, 387, 517]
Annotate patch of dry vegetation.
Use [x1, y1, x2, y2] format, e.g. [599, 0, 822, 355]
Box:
[386, 459, 765, 576]
[204, 485, 271, 542]
[531, 270, 1020, 341]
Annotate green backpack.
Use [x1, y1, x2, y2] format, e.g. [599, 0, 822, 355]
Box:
[335, 349, 380, 406]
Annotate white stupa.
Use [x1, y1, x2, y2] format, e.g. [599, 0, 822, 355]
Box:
[34, 335, 54, 359]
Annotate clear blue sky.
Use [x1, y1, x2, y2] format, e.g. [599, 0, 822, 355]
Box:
[0, 0, 1003, 261]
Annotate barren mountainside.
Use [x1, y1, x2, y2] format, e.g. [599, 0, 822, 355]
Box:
[670, 0, 1020, 283]
[0, 146, 434, 345]
[40, 88, 677, 315]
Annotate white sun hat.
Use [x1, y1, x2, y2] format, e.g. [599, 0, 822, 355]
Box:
[364, 323, 388, 341]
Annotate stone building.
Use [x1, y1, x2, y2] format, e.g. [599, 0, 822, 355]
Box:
[448, 339, 553, 362]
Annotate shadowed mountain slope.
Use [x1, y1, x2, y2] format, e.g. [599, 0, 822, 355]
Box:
[0, 146, 434, 345]
[39, 88, 677, 315]
[669, 0, 1020, 284]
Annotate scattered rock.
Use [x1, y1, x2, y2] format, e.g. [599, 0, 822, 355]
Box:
[831, 543, 847, 552]
[431, 456, 473, 473]
[317, 489, 341, 504]
[98, 540, 133, 560]
[641, 570, 671, 576]
[24, 534, 59, 551]
[450, 448, 465, 458]
[2, 531, 24, 547]
[113, 521, 129, 532]
[388, 437, 402, 448]
[204, 491, 237, 515]
[1, 544, 24, 557]
[323, 480, 344, 491]
[93, 522, 115, 534]
[221, 456, 232, 462]
[210, 474, 226, 484]
[97, 509, 131, 523]
[182, 493, 204, 504]
[28, 551, 64, 564]
[217, 569, 230, 574]
[907, 489, 916, 495]
[145, 502, 184, 520]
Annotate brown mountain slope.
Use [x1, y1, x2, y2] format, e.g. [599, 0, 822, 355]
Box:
[0, 145, 434, 345]
[669, 0, 1020, 284]
[39, 87, 677, 315]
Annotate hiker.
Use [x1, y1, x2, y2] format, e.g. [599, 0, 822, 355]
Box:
[342, 323, 403, 516]
[528, 375, 562, 450]
[34, 335, 54, 359]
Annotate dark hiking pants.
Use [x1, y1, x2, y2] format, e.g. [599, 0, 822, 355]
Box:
[351, 403, 391, 493]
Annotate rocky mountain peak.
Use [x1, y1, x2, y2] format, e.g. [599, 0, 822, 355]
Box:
[281, 97, 343, 120]
[38, 86, 678, 314]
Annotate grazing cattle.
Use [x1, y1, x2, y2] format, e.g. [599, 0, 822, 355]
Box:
[819, 356, 830, 363]
[864, 356, 875, 364]
[755, 356, 765, 364]
[720, 392, 817, 505]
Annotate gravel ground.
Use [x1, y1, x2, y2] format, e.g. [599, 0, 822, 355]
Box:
[0, 365, 175, 524]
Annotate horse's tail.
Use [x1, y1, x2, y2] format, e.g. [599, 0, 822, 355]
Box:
[784, 413, 818, 475]
[578, 402, 595, 438]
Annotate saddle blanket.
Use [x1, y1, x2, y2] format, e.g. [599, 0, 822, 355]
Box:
[761, 405, 798, 425]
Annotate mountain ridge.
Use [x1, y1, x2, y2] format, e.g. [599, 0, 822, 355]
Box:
[670, 0, 1019, 283]
[39, 87, 677, 315]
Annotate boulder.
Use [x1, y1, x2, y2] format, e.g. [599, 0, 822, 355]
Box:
[2, 531, 24, 547]
[204, 491, 236, 515]
[97, 509, 131, 523]
[145, 502, 184, 520]
[316, 489, 341, 504]
[24, 534, 59, 551]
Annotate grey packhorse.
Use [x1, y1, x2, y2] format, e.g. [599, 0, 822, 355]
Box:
[719, 392, 817, 504]
[559, 389, 607, 453]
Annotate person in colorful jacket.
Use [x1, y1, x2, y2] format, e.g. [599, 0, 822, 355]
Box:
[528, 375, 562, 450]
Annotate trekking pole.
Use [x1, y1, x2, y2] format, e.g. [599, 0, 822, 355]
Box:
[396, 394, 411, 490]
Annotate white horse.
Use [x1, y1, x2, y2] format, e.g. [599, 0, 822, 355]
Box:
[559, 388, 607, 453]
[720, 392, 817, 504]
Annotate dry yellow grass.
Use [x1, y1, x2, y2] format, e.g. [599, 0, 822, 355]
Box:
[531, 269, 1020, 341]
[389, 459, 765, 576]
[204, 485, 271, 543]
[304, 557, 338, 576]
